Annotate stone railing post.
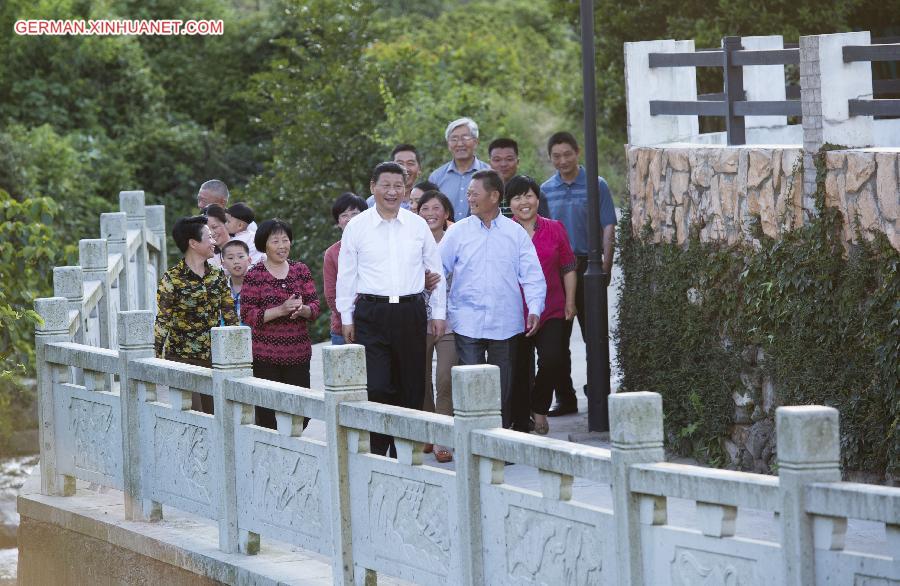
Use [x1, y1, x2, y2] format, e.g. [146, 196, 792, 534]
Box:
[210, 325, 254, 554]
[53, 266, 84, 345]
[79, 238, 112, 349]
[610, 391, 665, 586]
[117, 310, 161, 522]
[777, 405, 841, 585]
[120, 190, 149, 310]
[101, 211, 132, 313]
[624, 39, 699, 145]
[322, 344, 369, 585]
[146, 204, 167, 306]
[34, 297, 74, 496]
[800, 31, 873, 204]
[452, 365, 503, 586]
[742, 35, 788, 130]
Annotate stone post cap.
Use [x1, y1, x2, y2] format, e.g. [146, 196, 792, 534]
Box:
[322, 344, 367, 389]
[451, 365, 501, 415]
[79, 239, 109, 270]
[117, 310, 154, 349]
[145, 205, 166, 232]
[100, 212, 128, 241]
[119, 191, 146, 217]
[34, 297, 69, 333]
[211, 326, 252, 369]
[609, 391, 664, 447]
[776, 405, 840, 466]
[53, 266, 84, 300]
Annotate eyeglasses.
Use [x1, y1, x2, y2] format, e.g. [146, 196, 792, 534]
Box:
[448, 135, 475, 145]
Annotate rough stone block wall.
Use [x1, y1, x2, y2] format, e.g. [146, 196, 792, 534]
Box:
[628, 145, 900, 251]
[627, 145, 804, 246]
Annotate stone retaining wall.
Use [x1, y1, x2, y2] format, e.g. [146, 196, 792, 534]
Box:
[627, 145, 900, 250]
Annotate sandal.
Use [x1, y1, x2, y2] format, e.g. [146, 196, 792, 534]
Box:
[434, 445, 453, 463]
[533, 414, 549, 436]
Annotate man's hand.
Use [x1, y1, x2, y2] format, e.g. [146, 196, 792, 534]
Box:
[342, 324, 355, 344]
[564, 302, 577, 321]
[425, 269, 441, 291]
[429, 319, 446, 339]
[525, 314, 541, 337]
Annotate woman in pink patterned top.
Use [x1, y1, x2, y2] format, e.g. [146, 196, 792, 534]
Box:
[322, 193, 369, 345]
[240, 219, 320, 428]
[507, 176, 577, 436]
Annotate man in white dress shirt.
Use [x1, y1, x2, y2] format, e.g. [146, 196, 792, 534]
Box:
[337, 161, 446, 456]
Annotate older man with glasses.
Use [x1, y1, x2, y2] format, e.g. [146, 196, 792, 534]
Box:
[428, 117, 490, 221]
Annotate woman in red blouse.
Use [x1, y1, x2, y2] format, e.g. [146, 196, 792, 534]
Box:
[507, 176, 577, 436]
[240, 219, 320, 428]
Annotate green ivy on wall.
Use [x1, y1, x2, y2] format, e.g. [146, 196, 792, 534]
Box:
[616, 153, 899, 478]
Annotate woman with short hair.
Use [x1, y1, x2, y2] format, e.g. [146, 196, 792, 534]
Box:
[239, 218, 320, 428]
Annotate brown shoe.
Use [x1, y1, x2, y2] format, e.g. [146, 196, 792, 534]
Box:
[423, 443, 434, 454]
[434, 446, 453, 463]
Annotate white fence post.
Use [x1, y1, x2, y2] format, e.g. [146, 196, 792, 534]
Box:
[777, 405, 841, 585]
[146, 205, 167, 312]
[210, 325, 254, 554]
[453, 364, 503, 586]
[742, 35, 788, 129]
[117, 310, 161, 522]
[101, 211, 132, 313]
[322, 344, 369, 586]
[624, 39, 699, 145]
[610, 391, 665, 586]
[53, 266, 84, 345]
[800, 31, 874, 202]
[34, 297, 74, 496]
[79, 238, 112, 349]
[120, 190, 149, 310]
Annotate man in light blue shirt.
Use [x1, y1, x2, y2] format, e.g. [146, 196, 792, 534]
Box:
[428, 117, 490, 221]
[440, 169, 546, 428]
[540, 131, 617, 417]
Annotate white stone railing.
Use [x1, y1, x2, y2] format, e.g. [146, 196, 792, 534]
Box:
[51, 191, 165, 352]
[30, 300, 900, 585]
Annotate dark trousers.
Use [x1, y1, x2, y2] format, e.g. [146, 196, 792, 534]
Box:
[252, 361, 311, 429]
[514, 319, 571, 421]
[165, 354, 215, 414]
[555, 255, 588, 406]
[355, 296, 427, 457]
[455, 333, 517, 428]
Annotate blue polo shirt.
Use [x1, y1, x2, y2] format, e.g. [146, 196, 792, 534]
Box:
[428, 157, 490, 221]
[540, 167, 616, 256]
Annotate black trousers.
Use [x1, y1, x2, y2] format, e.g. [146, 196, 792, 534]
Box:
[252, 361, 311, 429]
[355, 296, 427, 457]
[166, 353, 215, 415]
[455, 333, 517, 428]
[513, 319, 570, 422]
[555, 255, 588, 406]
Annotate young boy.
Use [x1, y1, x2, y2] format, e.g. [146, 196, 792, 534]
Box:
[221, 239, 251, 321]
[225, 202, 265, 265]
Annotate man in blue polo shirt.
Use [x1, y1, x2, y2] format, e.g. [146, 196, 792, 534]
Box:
[428, 117, 490, 221]
[541, 131, 617, 416]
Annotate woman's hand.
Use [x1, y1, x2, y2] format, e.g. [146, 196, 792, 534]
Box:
[565, 302, 577, 321]
[280, 294, 303, 318]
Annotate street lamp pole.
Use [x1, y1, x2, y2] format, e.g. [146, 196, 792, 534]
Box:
[580, 0, 611, 432]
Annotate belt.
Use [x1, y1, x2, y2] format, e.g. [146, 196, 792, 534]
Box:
[359, 293, 422, 304]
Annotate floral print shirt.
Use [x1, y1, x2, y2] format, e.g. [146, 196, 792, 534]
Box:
[154, 259, 238, 361]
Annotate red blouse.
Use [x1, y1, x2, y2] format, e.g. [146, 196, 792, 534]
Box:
[521, 215, 576, 324]
[240, 260, 321, 365]
[322, 240, 342, 335]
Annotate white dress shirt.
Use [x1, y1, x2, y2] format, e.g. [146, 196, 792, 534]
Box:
[336, 207, 446, 325]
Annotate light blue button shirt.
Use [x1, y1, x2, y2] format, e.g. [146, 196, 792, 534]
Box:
[428, 157, 491, 221]
[440, 213, 546, 340]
